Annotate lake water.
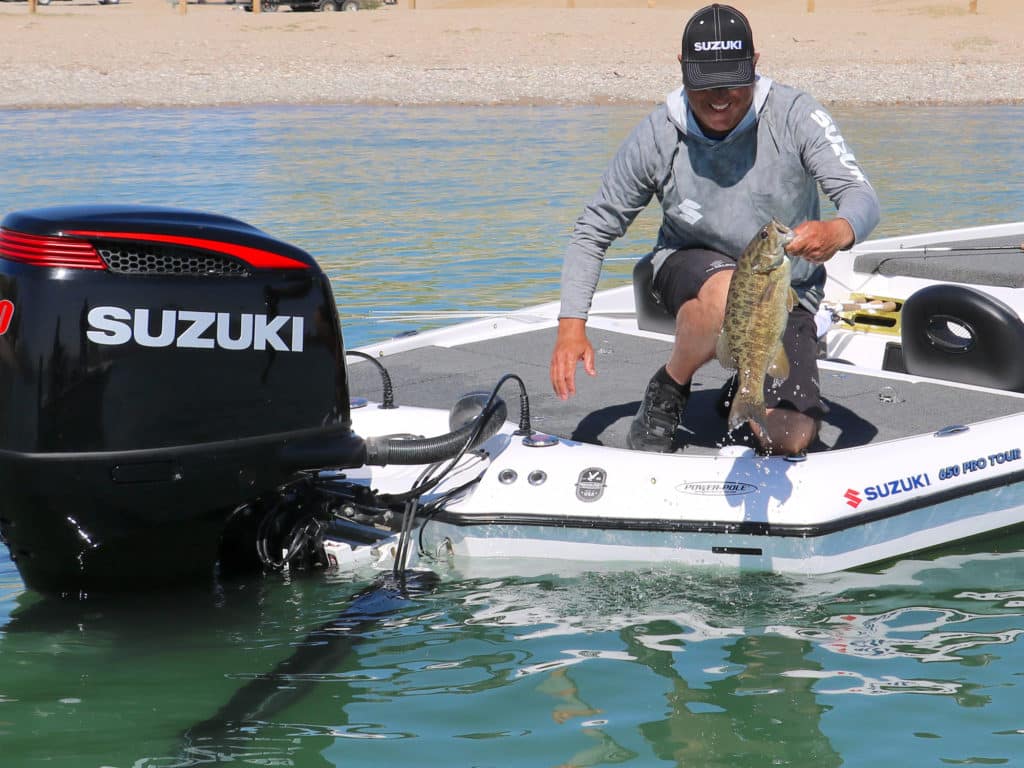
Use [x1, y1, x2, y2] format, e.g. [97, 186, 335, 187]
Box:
[2, 104, 1024, 767]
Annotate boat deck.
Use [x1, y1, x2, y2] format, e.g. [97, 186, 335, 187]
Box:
[852, 233, 1024, 288]
[347, 325, 1024, 456]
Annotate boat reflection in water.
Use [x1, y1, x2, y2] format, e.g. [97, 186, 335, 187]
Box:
[1, 529, 1022, 766]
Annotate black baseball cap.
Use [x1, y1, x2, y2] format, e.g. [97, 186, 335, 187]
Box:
[681, 4, 755, 91]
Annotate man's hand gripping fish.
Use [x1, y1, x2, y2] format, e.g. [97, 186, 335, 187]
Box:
[715, 219, 798, 440]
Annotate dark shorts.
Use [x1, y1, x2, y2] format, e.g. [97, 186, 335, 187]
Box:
[653, 248, 737, 317]
[655, 248, 824, 420]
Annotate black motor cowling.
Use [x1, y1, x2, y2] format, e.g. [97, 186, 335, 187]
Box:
[0, 205, 365, 596]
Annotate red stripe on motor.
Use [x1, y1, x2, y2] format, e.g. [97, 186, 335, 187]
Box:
[65, 230, 310, 270]
[0, 229, 105, 270]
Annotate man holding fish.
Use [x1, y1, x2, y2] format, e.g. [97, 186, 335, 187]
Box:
[549, 3, 880, 456]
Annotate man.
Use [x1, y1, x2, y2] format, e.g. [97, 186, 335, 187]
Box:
[549, 3, 880, 456]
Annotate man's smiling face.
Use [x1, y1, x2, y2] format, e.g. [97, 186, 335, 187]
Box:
[679, 48, 759, 138]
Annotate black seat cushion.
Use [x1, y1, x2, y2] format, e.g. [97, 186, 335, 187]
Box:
[632, 253, 676, 336]
[900, 283, 1024, 392]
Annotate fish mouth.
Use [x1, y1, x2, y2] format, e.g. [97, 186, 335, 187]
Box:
[773, 220, 795, 247]
[767, 220, 794, 267]
[773, 222, 795, 266]
[751, 220, 795, 273]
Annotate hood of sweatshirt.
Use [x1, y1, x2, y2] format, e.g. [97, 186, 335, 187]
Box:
[666, 76, 774, 143]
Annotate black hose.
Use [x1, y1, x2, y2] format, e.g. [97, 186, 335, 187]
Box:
[345, 350, 396, 408]
[363, 398, 507, 467]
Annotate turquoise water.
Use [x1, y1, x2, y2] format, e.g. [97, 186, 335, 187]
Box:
[2, 104, 1024, 767]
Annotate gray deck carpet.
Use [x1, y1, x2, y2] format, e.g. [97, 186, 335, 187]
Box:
[347, 327, 1023, 455]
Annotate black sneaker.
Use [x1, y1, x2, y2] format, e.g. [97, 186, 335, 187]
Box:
[626, 367, 691, 452]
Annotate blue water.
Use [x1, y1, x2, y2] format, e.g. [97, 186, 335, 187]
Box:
[2, 104, 1024, 767]
[7, 104, 1023, 349]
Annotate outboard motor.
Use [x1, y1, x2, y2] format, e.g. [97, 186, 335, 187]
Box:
[0, 205, 365, 596]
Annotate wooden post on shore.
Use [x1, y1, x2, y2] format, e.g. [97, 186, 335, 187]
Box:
[968, 0, 978, 12]
[807, 0, 815, 11]
[409, 0, 415, 9]
[255, 0, 262, 12]
[28, 0, 36, 13]
[178, 0, 187, 14]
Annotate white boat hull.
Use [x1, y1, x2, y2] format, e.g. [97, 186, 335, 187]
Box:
[329, 219, 1024, 576]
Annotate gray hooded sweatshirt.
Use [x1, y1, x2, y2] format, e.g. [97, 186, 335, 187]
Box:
[559, 77, 881, 319]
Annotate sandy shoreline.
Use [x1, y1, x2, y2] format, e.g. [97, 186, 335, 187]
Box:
[2, 0, 1023, 109]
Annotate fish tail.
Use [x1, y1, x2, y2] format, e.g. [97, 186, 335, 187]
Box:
[728, 393, 769, 437]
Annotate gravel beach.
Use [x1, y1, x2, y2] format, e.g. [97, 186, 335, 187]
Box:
[2, 0, 1022, 108]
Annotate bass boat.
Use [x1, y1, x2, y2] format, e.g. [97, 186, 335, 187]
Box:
[1, 205, 1023, 596]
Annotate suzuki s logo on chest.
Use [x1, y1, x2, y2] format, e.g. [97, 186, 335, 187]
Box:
[86, 306, 305, 352]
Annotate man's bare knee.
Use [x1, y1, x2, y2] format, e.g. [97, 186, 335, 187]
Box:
[757, 409, 819, 455]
